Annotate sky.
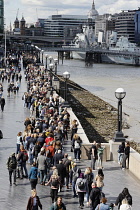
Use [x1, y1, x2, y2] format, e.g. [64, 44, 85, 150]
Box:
[4, 0, 140, 29]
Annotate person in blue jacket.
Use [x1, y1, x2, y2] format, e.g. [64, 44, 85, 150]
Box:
[28, 162, 38, 190]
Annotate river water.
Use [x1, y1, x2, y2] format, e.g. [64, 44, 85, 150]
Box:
[44, 53, 140, 142]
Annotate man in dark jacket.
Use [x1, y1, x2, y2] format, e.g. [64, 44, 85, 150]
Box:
[53, 150, 64, 166]
[56, 160, 66, 191]
[7, 153, 17, 186]
[0, 96, 5, 112]
[90, 182, 101, 210]
[62, 154, 72, 189]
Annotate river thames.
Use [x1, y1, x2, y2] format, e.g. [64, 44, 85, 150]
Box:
[53, 57, 140, 143]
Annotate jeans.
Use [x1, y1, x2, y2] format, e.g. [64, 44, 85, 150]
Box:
[9, 169, 16, 184]
[97, 154, 103, 168]
[74, 148, 81, 160]
[91, 155, 96, 170]
[118, 153, 124, 165]
[72, 181, 77, 197]
[39, 170, 46, 183]
[22, 162, 28, 177]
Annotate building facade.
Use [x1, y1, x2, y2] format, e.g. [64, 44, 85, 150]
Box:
[0, 0, 4, 33]
[134, 10, 140, 45]
[44, 15, 88, 40]
[115, 10, 136, 43]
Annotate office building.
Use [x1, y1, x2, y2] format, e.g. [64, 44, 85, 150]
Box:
[115, 10, 136, 43]
[0, 0, 4, 33]
[134, 9, 140, 45]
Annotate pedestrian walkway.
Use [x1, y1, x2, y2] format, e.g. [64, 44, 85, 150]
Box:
[0, 69, 140, 210]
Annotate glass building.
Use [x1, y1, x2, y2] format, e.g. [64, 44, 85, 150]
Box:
[44, 15, 88, 39]
[134, 10, 140, 45]
[0, 0, 4, 33]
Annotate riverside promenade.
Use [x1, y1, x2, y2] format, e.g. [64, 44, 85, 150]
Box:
[0, 70, 140, 210]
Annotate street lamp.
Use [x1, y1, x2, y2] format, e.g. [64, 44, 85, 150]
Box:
[54, 58, 58, 74]
[45, 54, 48, 69]
[49, 63, 54, 87]
[62, 71, 70, 107]
[41, 50, 44, 64]
[114, 88, 126, 142]
[49, 56, 53, 64]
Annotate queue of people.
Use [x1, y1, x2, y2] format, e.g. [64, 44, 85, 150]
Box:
[4, 54, 133, 210]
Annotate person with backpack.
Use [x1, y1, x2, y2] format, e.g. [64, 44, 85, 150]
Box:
[84, 167, 94, 207]
[17, 145, 28, 179]
[7, 152, 17, 186]
[75, 173, 87, 209]
[115, 188, 132, 209]
[72, 134, 82, 161]
[45, 169, 61, 203]
[70, 163, 81, 198]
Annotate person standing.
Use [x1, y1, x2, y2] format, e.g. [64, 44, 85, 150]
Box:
[7, 152, 17, 186]
[37, 150, 47, 185]
[118, 142, 125, 166]
[56, 160, 66, 191]
[0, 96, 5, 112]
[90, 141, 97, 170]
[122, 142, 130, 170]
[28, 162, 38, 190]
[89, 182, 101, 210]
[95, 169, 104, 192]
[26, 189, 42, 210]
[96, 143, 104, 169]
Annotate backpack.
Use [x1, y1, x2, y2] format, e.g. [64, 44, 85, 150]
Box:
[78, 179, 85, 190]
[23, 151, 28, 161]
[9, 156, 17, 169]
[51, 178, 59, 187]
[73, 168, 79, 182]
[74, 140, 80, 149]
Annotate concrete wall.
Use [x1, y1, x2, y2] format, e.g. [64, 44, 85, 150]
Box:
[68, 106, 140, 181]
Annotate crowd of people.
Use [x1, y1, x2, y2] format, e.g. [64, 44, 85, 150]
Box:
[4, 53, 133, 210]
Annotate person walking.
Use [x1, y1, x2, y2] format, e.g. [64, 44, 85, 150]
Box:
[115, 188, 132, 209]
[28, 162, 38, 190]
[56, 160, 66, 191]
[50, 197, 66, 210]
[7, 152, 17, 186]
[70, 163, 81, 198]
[26, 189, 42, 210]
[45, 169, 61, 203]
[89, 182, 101, 210]
[122, 142, 130, 170]
[72, 134, 82, 161]
[0, 96, 5, 112]
[84, 167, 94, 208]
[75, 173, 87, 209]
[118, 142, 125, 166]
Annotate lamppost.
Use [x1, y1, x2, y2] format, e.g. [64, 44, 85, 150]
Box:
[49, 63, 54, 87]
[63, 71, 70, 107]
[49, 56, 53, 64]
[45, 54, 48, 69]
[54, 58, 58, 74]
[41, 50, 44, 64]
[114, 88, 126, 142]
